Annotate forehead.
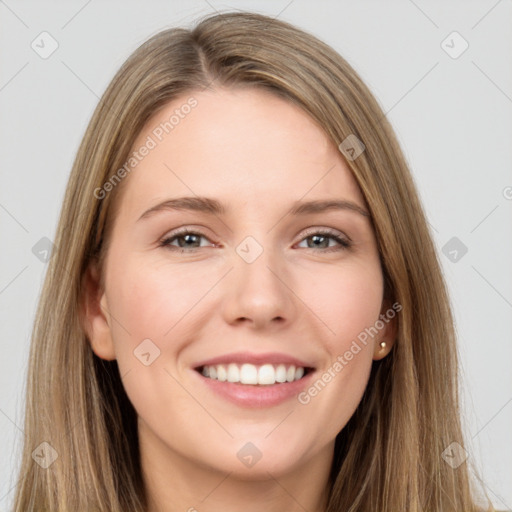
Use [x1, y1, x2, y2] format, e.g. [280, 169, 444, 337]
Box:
[119, 87, 365, 217]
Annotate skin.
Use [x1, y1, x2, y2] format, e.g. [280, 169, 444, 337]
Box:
[83, 87, 396, 512]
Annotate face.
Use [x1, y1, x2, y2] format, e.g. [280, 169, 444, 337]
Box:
[84, 87, 395, 483]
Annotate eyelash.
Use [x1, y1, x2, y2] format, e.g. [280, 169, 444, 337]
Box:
[158, 227, 352, 253]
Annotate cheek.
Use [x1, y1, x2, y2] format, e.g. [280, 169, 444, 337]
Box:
[305, 259, 384, 349]
[106, 254, 216, 342]
[103, 255, 205, 422]
[294, 260, 382, 426]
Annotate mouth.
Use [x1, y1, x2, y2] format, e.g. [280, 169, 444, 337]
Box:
[194, 363, 315, 386]
[191, 351, 317, 407]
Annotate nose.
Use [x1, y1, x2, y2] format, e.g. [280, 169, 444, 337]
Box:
[221, 245, 298, 331]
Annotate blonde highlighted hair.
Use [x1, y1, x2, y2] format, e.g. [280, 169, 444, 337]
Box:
[13, 11, 494, 512]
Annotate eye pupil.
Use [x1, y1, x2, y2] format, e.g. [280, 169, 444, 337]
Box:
[309, 235, 328, 248]
[179, 234, 200, 247]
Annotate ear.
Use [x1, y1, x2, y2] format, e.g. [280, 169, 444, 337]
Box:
[80, 262, 116, 361]
[372, 298, 399, 361]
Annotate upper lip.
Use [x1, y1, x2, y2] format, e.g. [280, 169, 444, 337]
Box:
[193, 351, 316, 370]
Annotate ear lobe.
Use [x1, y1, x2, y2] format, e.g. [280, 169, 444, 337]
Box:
[372, 299, 399, 361]
[80, 263, 116, 361]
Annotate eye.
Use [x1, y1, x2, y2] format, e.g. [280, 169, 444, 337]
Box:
[159, 227, 351, 254]
[296, 229, 352, 253]
[159, 229, 214, 252]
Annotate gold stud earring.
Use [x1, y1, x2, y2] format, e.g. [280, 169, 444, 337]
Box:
[379, 341, 387, 350]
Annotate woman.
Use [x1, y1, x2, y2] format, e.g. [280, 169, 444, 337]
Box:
[12, 11, 495, 512]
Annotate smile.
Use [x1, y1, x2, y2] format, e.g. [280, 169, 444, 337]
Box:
[197, 363, 312, 385]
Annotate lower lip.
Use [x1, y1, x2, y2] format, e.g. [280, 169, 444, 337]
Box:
[193, 369, 315, 408]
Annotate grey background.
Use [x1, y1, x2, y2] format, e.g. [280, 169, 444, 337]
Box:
[1, 1, 511, 510]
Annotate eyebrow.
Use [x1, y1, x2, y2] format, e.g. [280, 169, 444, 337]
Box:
[137, 196, 370, 221]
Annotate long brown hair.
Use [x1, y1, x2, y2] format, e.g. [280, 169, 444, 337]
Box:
[13, 11, 495, 511]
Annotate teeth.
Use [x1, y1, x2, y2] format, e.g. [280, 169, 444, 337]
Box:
[217, 365, 227, 382]
[199, 363, 308, 385]
[240, 363, 258, 384]
[258, 364, 275, 385]
[227, 363, 239, 383]
[275, 364, 287, 383]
